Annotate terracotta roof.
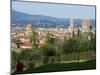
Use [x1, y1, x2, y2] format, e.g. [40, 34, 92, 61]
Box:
[26, 24, 33, 28]
[20, 43, 32, 46]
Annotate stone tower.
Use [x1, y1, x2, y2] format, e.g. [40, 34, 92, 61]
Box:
[26, 23, 33, 37]
[82, 18, 91, 32]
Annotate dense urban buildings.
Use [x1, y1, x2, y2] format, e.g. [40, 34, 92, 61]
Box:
[11, 18, 96, 52]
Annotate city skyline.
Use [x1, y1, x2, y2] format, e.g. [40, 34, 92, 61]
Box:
[12, 1, 96, 19]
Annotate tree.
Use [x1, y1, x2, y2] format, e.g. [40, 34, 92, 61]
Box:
[63, 38, 79, 53]
[88, 32, 96, 51]
[42, 43, 56, 64]
[41, 33, 56, 64]
[54, 38, 64, 63]
[30, 30, 39, 48]
[46, 33, 55, 45]
[62, 37, 81, 62]
[12, 51, 19, 67]
[12, 51, 19, 61]
[18, 48, 42, 67]
[19, 49, 31, 61]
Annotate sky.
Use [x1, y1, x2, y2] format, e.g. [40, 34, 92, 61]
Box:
[12, 1, 96, 19]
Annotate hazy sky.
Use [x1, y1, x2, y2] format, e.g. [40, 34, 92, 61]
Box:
[12, 1, 96, 19]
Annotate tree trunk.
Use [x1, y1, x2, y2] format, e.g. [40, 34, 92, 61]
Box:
[58, 55, 61, 63]
[77, 51, 80, 63]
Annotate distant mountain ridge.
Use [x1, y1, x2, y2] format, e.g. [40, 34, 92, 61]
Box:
[11, 10, 96, 28]
[12, 10, 66, 22]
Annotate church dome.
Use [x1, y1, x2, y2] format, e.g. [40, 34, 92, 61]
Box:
[82, 18, 91, 27]
[26, 24, 33, 29]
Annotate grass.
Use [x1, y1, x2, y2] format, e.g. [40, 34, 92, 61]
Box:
[14, 59, 96, 74]
[61, 51, 96, 61]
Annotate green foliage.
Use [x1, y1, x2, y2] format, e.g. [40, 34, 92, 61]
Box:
[46, 33, 55, 45]
[42, 43, 56, 56]
[62, 38, 79, 53]
[12, 50, 20, 67]
[30, 31, 38, 48]
[79, 39, 89, 52]
[89, 35, 96, 50]
[18, 48, 42, 63]
[12, 50, 19, 61]
[19, 49, 31, 60]
[12, 30, 96, 71]
[41, 33, 56, 63]
[31, 48, 42, 61]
